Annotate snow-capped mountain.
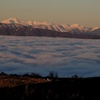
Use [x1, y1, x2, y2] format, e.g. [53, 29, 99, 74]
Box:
[0, 18, 91, 33]
[0, 18, 100, 39]
[1, 18, 28, 26]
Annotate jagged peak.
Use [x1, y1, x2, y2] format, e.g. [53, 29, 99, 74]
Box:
[33, 20, 42, 25]
[7, 17, 21, 21]
[70, 24, 83, 28]
[1, 18, 99, 33]
[1, 18, 27, 25]
[42, 21, 51, 25]
[27, 20, 52, 26]
[91, 27, 100, 31]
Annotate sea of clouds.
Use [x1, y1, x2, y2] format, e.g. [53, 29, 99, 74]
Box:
[0, 36, 100, 77]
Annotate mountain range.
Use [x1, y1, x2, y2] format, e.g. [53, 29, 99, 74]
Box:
[0, 18, 100, 39]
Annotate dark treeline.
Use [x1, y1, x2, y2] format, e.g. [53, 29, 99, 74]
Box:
[0, 72, 100, 100]
[0, 71, 58, 78]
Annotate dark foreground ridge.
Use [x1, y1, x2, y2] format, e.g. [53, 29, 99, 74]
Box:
[0, 72, 100, 100]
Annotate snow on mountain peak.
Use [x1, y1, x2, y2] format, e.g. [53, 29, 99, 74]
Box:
[91, 27, 100, 31]
[70, 24, 83, 28]
[1, 18, 100, 34]
[1, 18, 27, 26]
[27, 21, 33, 25]
[27, 20, 51, 26]
[42, 21, 52, 25]
[33, 21, 42, 25]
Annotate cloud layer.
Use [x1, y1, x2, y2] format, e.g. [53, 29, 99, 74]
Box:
[0, 36, 100, 77]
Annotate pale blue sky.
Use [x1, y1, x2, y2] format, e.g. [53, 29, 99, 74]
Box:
[0, 0, 100, 27]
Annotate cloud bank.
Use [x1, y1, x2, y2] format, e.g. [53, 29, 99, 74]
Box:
[0, 36, 100, 77]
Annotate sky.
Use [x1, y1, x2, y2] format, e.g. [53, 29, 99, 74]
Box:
[0, 0, 100, 27]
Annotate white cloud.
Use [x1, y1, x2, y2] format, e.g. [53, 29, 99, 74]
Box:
[0, 36, 100, 77]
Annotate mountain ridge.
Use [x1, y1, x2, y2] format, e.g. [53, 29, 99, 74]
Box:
[0, 18, 94, 32]
[0, 18, 100, 39]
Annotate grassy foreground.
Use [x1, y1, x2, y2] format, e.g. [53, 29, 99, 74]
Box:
[0, 72, 100, 100]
